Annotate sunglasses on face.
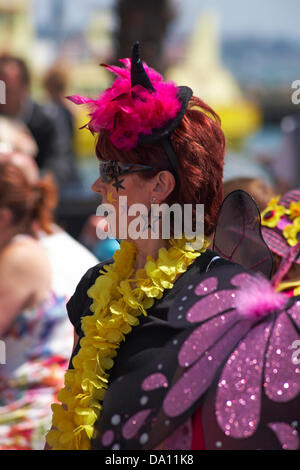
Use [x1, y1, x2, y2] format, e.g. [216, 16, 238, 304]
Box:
[98, 160, 154, 183]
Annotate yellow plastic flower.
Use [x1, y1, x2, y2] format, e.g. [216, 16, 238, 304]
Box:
[283, 216, 300, 247]
[289, 201, 300, 220]
[261, 196, 287, 228]
[46, 236, 208, 450]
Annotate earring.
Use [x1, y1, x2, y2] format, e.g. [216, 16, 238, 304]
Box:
[152, 197, 156, 203]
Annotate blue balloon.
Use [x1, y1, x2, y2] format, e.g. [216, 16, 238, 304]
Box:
[93, 238, 120, 261]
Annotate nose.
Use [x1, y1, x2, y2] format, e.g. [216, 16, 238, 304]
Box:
[91, 177, 106, 195]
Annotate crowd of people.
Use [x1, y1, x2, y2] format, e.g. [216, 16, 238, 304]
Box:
[0, 56, 79, 189]
[0, 49, 299, 451]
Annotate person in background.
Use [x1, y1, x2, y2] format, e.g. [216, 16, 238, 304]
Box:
[0, 117, 98, 298]
[0, 116, 37, 158]
[43, 64, 80, 186]
[0, 120, 98, 448]
[79, 214, 120, 262]
[0, 153, 98, 300]
[0, 160, 73, 450]
[0, 55, 76, 188]
[270, 114, 300, 193]
[0, 156, 98, 449]
[223, 177, 276, 212]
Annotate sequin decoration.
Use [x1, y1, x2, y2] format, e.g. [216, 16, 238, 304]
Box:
[101, 429, 114, 447]
[264, 312, 300, 402]
[139, 433, 149, 445]
[163, 321, 251, 417]
[140, 395, 149, 406]
[186, 290, 237, 324]
[122, 409, 152, 440]
[178, 311, 238, 368]
[216, 321, 272, 438]
[142, 373, 169, 391]
[268, 422, 300, 450]
[194, 277, 218, 296]
[111, 414, 121, 425]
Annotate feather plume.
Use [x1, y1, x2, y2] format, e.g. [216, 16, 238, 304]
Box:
[234, 275, 287, 320]
[67, 60, 181, 151]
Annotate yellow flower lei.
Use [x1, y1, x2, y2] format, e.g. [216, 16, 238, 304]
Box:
[46, 237, 208, 450]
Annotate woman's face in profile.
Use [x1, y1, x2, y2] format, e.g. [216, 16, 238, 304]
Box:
[91, 172, 154, 241]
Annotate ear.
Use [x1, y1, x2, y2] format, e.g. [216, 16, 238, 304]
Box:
[151, 171, 176, 203]
[0, 208, 13, 228]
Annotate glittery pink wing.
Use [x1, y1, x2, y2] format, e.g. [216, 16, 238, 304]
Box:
[168, 267, 253, 329]
[216, 319, 273, 438]
[267, 423, 300, 450]
[264, 311, 300, 402]
[161, 266, 256, 419]
[163, 318, 252, 418]
[212, 296, 300, 445]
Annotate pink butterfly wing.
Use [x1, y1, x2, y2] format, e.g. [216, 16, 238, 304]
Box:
[163, 320, 251, 418]
[264, 312, 300, 402]
[121, 409, 152, 440]
[186, 290, 237, 324]
[287, 299, 300, 329]
[268, 422, 300, 450]
[216, 320, 273, 438]
[178, 310, 239, 368]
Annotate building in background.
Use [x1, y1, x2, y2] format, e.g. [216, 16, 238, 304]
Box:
[0, 0, 34, 63]
[166, 12, 262, 146]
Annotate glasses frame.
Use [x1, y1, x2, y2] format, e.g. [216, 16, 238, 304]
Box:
[99, 160, 154, 183]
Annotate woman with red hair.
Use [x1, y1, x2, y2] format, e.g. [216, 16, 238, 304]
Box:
[0, 161, 73, 449]
[46, 44, 300, 451]
[0, 151, 97, 449]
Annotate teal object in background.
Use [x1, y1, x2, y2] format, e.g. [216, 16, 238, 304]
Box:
[93, 238, 120, 261]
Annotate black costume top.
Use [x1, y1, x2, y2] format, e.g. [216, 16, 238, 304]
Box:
[67, 249, 228, 371]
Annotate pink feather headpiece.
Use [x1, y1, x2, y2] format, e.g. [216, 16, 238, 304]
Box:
[67, 44, 191, 152]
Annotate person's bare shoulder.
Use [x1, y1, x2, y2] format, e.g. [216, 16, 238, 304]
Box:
[0, 237, 51, 324]
[1, 236, 50, 275]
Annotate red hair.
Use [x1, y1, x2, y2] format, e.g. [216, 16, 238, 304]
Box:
[0, 162, 57, 234]
[96, 96, 225, 236]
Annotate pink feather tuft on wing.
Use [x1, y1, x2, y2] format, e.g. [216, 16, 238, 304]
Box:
[234, 275, 287, 320]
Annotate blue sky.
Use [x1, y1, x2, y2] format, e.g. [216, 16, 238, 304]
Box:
[35, 0, 300, 41]
[171, 0, 300, 40]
